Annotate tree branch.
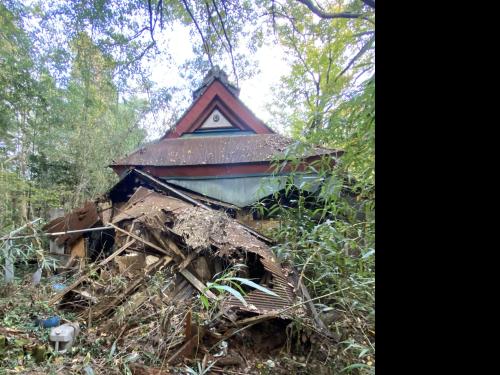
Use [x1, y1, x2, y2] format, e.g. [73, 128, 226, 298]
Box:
[181, 0, 214, 68]
[271, 0, 277, 35]
[336, 34, 375, 80]
[147, 0, 156, 43]
[125, 41, 156, 67]
[158, 0, 164, 29]
[296, 0, 372, 22]
[211, 0, 238, 85]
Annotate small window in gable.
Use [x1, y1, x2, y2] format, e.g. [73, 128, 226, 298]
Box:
[199, 109, 234, 130]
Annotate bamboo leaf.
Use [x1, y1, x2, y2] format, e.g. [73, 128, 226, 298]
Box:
[209, 284, 248, 306]
[225, 277, 279, 297]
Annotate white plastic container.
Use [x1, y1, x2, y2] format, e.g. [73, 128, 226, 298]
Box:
[49, 323, 80, 353]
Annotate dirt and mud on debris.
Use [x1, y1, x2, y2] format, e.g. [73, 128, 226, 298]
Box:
[3, 177, 337, 374]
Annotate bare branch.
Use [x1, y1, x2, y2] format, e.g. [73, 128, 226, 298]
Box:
[296, 0, 372, 22]
[353, 30, 375, 38]
[211, 0, 238, 85]
[106, 26, 149, 48]
[204, 1, 222, 42]
[121, 41, 155, 69]
[181, 0, 214, 68]
[147, 0, 156, 43]
[271, 0, 277, 35]
[336, 34, 374, 80]
[158, 0, 164, 29]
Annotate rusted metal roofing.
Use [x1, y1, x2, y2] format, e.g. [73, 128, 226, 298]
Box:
[43, 201, 100, 246]
[111, 134, 339, 167]
[109, 186, 302, 316]
[223, 257, 303, 315]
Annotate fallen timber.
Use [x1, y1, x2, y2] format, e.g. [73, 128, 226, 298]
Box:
[35, 169, 333, 370]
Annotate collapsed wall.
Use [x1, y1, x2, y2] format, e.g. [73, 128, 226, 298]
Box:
[43, 171, 331, 369]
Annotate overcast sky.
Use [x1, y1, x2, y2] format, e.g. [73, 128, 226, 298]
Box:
[142, 21, 291, 138]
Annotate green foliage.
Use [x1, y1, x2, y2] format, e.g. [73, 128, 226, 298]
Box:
[199, 267, 278, 311]
[255, 3, 375, 372]
[1, 1, 375, 372]
[184, 359, 217, 375]
[1, 2, 150, 228]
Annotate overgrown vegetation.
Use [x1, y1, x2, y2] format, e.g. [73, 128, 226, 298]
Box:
[1, 0, 375, 373]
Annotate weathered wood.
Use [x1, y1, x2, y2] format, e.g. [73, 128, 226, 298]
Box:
[97, 239, 136, 267]
[235, 313, 276, 327]
[70, 237, 86, 258]
[49, 274, 89, 306]
[179, 269, 217, 300]
[166, 326, 205, 364]
[191, 256, 211, 282]
[147, 225, 186, 260]
[80, 256, 172, 321]
[108, 223, 171, 256]
[178, 251, 197, 270]
[72, 289, 98, 304]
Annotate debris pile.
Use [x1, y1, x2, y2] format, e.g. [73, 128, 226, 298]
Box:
[38, 173, 331, 372]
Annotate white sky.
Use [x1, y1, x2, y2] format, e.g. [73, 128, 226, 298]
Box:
[144, 22, 291, 138]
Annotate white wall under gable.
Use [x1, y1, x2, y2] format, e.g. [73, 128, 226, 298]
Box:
[199, 109, 234, 129]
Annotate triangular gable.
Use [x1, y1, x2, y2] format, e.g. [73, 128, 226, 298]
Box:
[162, 78, 275, 139]
[199, 109, 233, 130]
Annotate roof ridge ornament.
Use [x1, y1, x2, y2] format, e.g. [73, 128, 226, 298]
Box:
[192, 65, 240, 100]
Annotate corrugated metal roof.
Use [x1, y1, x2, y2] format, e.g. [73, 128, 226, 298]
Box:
[223, 257, 303, 316]
[111, 134, 339, 167]
[43, 201, 100, 246]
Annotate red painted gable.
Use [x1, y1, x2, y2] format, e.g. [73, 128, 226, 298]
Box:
[162, 79, 275, 139]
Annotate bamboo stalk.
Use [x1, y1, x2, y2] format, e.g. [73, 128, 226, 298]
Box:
[0, 225, 113, 241]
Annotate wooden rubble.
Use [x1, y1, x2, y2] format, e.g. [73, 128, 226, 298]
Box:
[45, 184, 331, 368]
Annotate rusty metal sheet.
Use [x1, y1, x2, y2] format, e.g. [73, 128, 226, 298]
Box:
[108, 187, 303, 318]
[111, 134, 338, 167]
[43, 201, 99, 247]
[112, 189, 189, 224]
[223, 256, 299, 315]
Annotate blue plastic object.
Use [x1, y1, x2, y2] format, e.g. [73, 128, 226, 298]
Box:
[40, 316, 60, 328]
[52, 283, 66, 292]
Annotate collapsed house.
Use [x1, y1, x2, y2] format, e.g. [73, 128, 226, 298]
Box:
[110, 66, 342, 230]
[42, 68, 339, 370]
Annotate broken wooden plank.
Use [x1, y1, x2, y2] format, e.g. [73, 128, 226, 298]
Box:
[179, 269, 217, 300]
[109, 223, 171, 256]
[178, 251, 197, 270]
[132, 169, 274, 244]
[147, 225, 186, 260]
[234, 313, 276, 327]
[70, 237, 86, 258]
[80, 256, 173, 321]
[49, 274, 89, 306]
[115, 253, 147, 276]
[98, 239, 136, 267]
[72, 289, 98, 304]
[166, 325, 206, 364]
